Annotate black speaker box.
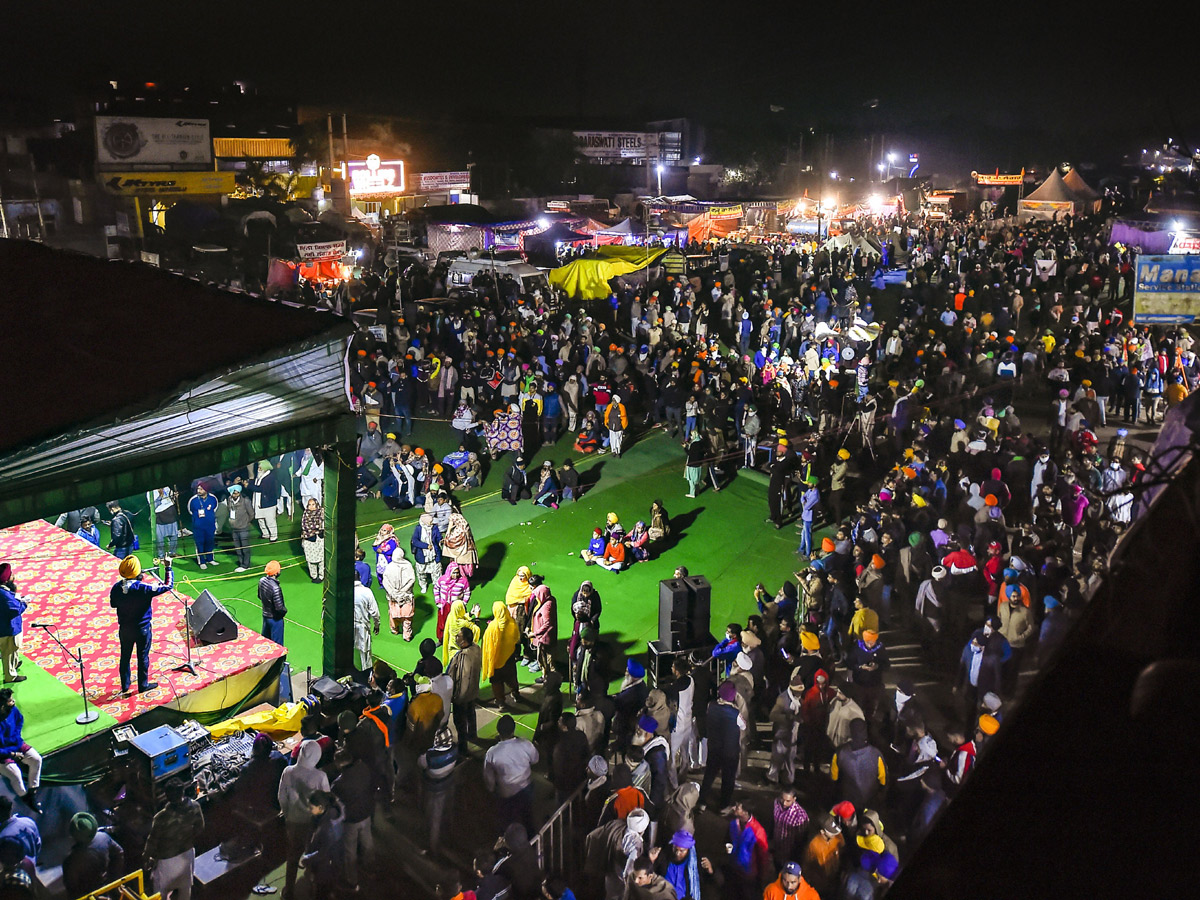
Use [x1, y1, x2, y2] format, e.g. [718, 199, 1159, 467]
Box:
[657, 575, 712, 651]
[658, 578, 690, 651]
[187, 590, 239, 645]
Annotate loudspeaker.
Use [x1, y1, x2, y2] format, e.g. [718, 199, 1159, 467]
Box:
[657, 576, 712, 651]
[187, 590, 239, 645]
[658, 579, 690, 651]
[684, 575, 711, 639]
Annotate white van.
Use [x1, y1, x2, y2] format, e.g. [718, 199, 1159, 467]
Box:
[447, 255, 550, 297]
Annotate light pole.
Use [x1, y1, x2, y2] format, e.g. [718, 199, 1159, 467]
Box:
[656, 163, 664, 197]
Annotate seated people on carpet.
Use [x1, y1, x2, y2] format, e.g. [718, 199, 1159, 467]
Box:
[533, 461, 560, 509]
[626, 520, 651, 562]
[581, 528, 607, 565]
[596, 526, 628, 573]
[648, 499, 672, 542]
[559, 459, 580, 502]
[574, 410, 602, 454]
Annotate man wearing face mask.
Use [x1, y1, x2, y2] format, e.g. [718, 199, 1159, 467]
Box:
[1030, 450, 1057, 504]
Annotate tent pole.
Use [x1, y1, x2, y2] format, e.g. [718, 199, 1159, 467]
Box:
[322, 439, 357, 676]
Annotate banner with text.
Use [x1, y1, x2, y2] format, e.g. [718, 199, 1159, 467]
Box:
[95, 116, 212, 169]
[708, 204, 744, 220]
[973, 169, 1025, 186]
[419, 171, 471, 192]
[1134, 254, 1200, 323]
[101, 171, 235, 196]
[296, 240, 348, 261]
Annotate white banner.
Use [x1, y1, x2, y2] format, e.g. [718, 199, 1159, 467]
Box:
[419, 171, 470, 192]
[1169, 233, 1200, 255]
[1035, 259, 1058, 279]
[297, 240, 347, 261]
[95, 116, 212, 168]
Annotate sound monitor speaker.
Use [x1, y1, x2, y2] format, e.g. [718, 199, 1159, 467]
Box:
[187, 590, 239, 645]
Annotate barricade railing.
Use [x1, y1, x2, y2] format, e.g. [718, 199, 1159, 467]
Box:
[531, 781, 588, 879]
[76, 869, 160, 900]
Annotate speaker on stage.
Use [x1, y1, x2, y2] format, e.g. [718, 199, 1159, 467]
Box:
[187, 590, 238, 645]
[658, 576, 712, 651]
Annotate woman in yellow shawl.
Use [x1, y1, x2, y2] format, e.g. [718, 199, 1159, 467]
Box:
[505, 565, 534, 664]
[481, 600, 522, 708]
[442, 599, 481, 666]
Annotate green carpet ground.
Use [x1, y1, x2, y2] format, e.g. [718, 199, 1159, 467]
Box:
[32, 420, 812, 748]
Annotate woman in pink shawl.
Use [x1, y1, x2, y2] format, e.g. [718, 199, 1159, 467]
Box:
[433, 561, 471, 640]
[527, 584, 557, 680]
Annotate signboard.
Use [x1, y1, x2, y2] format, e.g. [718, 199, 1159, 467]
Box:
[296, 239, 348, 261]
[347, 155, 405, 195]
[419, 171, 470, 192]
[95, 116, 212, 169]
[101, 171, 236, 196]
[1133, 254, 1200, 323]
[1168, 233, 1200, 255]
[708, 204, 743, 220]
[139, 250, 160, 267]
[574, 131, 654, 161]
[973, 169, 1025, 186]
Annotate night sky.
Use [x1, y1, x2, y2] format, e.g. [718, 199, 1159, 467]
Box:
[6, 1, 1192, 172]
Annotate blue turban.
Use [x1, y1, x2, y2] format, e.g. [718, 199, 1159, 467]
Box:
[627, 659, 645, 678]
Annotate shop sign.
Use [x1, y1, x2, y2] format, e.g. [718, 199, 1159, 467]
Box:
[574, 131, 655, 160]
[95, 116, 212, 168]
[347, 155, 405, 195]
[101, 171, 236, 196]
[297, 240, 348, 261]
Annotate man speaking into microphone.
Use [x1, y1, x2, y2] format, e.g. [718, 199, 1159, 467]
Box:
[109, 555, 174, 695]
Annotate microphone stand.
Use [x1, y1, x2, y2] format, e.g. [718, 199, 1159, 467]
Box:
[168, 584, 199, 677]
[31, 624, 99, 724]
[147, 564, 198, 677]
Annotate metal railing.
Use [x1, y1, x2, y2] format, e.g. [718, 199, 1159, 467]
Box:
[76, 870, 160, 900]
[530, 781, 588, 879]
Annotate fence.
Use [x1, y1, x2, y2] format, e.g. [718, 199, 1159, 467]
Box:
[530, 781, 588, 880]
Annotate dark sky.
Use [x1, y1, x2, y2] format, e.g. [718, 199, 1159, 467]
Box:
[6, 1, 1191, 170]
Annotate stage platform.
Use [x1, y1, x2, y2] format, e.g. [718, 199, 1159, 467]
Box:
[1, 520, 287, 770]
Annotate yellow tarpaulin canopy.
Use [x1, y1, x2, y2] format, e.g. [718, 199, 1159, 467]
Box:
[549, 247, 668, 300]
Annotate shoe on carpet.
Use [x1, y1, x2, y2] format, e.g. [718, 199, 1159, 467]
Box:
[199, 563, 208, 569]
[235, 566, 247, 572]
[139, 682, 159, 693]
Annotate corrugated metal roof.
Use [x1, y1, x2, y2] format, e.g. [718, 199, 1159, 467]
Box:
[0, 240, 346, 456]
[212, 136, 294, 159]
[0, 336, 349, 499]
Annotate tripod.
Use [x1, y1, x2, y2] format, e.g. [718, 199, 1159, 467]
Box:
[844, 408, 877, 462]
[30, 624, 99, 724]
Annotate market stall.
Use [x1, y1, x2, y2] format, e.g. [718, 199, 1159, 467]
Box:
[1019, 167, 1101, 220]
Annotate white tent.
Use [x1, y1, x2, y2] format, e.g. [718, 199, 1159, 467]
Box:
[1020, 168, 1102, 220]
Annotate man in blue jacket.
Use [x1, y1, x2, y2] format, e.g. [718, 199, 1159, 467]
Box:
[187, 484, 219, 569]
[0, 690, 42, 812]
[109, 555, 174, 694]
[0, 564, 27, 684]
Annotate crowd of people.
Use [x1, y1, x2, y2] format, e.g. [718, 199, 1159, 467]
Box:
[2, 206, 1184, 900]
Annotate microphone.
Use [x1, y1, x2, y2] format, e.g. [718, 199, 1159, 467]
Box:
[30, 622, 55, 629]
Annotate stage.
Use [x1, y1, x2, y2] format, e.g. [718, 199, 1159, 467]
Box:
[2, 520, 287, 771]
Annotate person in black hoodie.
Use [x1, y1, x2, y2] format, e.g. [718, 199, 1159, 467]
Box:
[299, 791, 343, 900]
[494, 823, 542, 900]
[331, 749, 374, 889]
